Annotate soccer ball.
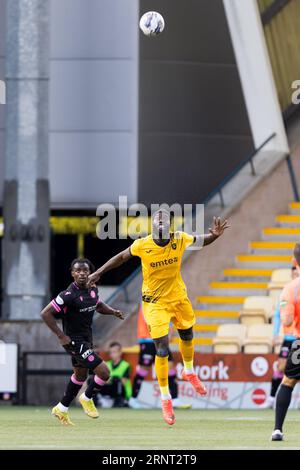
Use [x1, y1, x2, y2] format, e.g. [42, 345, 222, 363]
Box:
[139, 11, 165, 37]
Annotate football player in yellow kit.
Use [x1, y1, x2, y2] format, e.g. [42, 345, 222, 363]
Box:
[88, 210, 229, 425]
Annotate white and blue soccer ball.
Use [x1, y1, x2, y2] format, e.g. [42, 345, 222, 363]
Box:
[139, 11, 165, 37]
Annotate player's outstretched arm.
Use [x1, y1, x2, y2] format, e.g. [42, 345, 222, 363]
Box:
[88, 247, 132, 286]
[41, 303, 71, 346]
[96, 301, 125, 320]
[194, 216, 230, 248]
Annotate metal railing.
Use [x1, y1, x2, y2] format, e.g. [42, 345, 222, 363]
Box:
[21, 351, 72, 405]
[202, 132, 276, 209]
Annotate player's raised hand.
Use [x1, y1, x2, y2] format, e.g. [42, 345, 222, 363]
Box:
[87, 271, 101, 287]
[209, 217, 230, 237]
[113, 309, 125, 320]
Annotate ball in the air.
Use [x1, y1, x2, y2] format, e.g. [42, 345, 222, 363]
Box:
[139, 11, 165, 37]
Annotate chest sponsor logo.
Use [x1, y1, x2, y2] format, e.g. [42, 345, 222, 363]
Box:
[79, 305, 97, 313]
[150, 257, 178, 268]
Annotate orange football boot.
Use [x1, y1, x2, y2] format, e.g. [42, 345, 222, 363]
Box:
[182, 371, 207, 396]
[161, 398, 176, 425]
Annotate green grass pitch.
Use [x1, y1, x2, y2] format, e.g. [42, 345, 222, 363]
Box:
[1, 406, 300, 450]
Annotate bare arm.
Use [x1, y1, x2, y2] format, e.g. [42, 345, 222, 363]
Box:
[41, 303, 71, 346]
[96, 300, 125, 320]
[88, 247, 132, 286]
[194, 217, 230, 248]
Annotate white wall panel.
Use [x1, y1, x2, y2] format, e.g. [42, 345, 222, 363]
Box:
[49, 0, 139, 207]
[50, 132, 136, 206]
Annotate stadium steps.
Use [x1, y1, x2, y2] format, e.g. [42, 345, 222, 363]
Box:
[249, 241, 296, 254]
[194, 310, 240, 325]
[196, 295, 245, 311]
[172, 337, 213, 346]
[262, 228, 300, 240]
[170, 201, 300, 351]
[208, 281, 268, 296]
[235, 254, 292, 268]
[275, 215, 300, 227]
[288, 202, 300, 215]
[222, 268, 273, 281]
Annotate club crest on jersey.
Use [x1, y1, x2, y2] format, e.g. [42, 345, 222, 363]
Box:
[90, 290, 96, 298]
[171, 243, 177, 250]
[80, 296, 83, 301]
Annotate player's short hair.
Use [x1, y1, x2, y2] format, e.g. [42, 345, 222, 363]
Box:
[70, 258, 95, 273]
[152, 208, 174, 221]
[109, 341, 122, 349]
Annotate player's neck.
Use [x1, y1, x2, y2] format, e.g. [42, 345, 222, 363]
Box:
[73, 281, 88, 290]
[152, 236, 170, 247]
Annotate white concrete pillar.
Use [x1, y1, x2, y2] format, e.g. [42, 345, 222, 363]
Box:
[223, 0, 289, 153]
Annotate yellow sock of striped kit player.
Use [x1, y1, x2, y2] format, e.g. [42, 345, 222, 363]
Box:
[155, 355, 171, 400]
[179, 339, 194, 374]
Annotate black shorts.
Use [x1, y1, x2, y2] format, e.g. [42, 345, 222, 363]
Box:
[138, 342, 173, 366]
[279, 339, 294, 359]
[284, 339, 300, 380]
[63, 336, 103, 371]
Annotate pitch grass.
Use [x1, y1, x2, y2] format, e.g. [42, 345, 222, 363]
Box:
[0, 407, 300, 450]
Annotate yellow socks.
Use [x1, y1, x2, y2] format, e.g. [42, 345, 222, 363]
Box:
[155, 355, 171, 399]
[179, 339, 194, 374]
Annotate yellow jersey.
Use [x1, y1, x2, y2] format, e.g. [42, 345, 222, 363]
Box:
[130, 231, 194, 304]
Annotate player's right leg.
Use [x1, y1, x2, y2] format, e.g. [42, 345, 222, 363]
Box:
[52, 366, 88, 425]
[153, 334, 176, 425]
[271, 340, 300, 441]
[271, 375, 296, 441]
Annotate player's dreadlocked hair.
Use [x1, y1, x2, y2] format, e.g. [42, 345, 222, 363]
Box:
[70, 258, 95, 273]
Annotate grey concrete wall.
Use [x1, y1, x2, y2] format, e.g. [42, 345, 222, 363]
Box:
[138, 0, 254, 206]
[0, 0, 139, 208]
[0, 0, 5, 201]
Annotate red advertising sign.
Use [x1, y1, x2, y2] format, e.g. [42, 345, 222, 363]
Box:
[102, 352, 278, 382]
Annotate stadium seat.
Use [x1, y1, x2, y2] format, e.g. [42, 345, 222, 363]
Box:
[243, 324, 274, 353]
[268, 269, 292, 301]
[268, 268, 292, 290]
[239, 296, 274, 325]
[212, 324, 247, 353]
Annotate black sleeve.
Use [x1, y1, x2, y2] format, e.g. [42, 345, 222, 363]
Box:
[51, 289, 73, 314]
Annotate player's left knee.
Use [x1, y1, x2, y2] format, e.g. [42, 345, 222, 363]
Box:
[178, 327, 193, 341]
